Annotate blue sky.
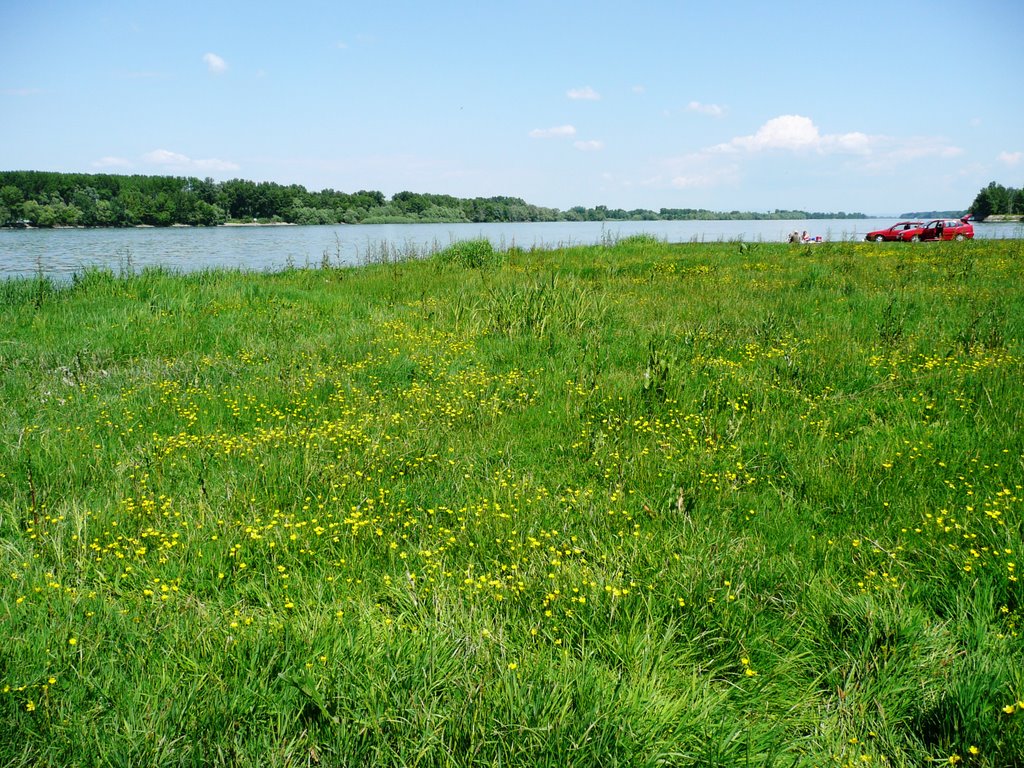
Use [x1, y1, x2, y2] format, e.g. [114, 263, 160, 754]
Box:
[2, 0, 1021, 215]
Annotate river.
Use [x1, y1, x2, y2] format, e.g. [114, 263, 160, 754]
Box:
[2, 218, 1022, 281]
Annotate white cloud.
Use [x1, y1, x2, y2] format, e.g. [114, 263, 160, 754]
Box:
[143, 148, 239, 172]
[92, 156, 132, 169]
[203, 52, 228, 74]
[715, 115, 877, 157]
[529, 125, 577, 139]
[574, 140, 604, 151]
[567, 86, 600, 101]
[145, 149, 191, 165]
[687, 101, 724, 117]
[825, 132, 872, 154]
[731, 115, 823, 151]
[632, 85, 646, 94]
[999, 151, 1022, 166]
[644, 114, 964, 196]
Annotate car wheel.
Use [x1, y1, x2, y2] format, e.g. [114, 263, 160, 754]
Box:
[874, 235, 885, 242]
[955, 234, 965, 241]
[909, 235, 921, 242]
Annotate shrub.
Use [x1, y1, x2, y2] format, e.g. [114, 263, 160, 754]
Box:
[435, 238, 502, 268]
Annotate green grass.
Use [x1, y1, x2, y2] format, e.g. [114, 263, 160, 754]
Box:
[1, 238, 1023, 767]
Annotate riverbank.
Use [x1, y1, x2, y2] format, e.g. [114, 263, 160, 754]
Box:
[221, 221, 298, 227]
[2, 239, 1022, 765]
[7, 217, 1024, 282]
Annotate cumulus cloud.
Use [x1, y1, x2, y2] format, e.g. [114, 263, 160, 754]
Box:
[567, 86, 600, 101]
[143, 148, 239, 172]
[574, 140, 604, 151]
[999, 151, 1022, 166]
[529, 125, 577, 139]
[709, 115, 872, 156]
[687, 101, 725, 117]
[203, 52, 228, 74]
[650, 114, 965, 194]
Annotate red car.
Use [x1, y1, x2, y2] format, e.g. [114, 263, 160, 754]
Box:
[899, 216, 974, 242]
[865, 221, 924, 242]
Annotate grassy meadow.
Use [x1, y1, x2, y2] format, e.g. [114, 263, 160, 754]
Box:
[1, 236, 1023, 767]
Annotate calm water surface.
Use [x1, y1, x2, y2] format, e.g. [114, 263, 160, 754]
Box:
[2, 219, 1021, 281]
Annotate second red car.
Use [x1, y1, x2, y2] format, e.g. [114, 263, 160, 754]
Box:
[898, 216, 974, 242]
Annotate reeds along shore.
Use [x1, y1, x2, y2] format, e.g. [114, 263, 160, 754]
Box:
[1, 236, 1023, 767]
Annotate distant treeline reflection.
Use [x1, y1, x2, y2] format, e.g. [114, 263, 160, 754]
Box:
[0, 170, 867, 228]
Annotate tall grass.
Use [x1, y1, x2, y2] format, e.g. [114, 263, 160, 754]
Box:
[1, 238, 1022, 766]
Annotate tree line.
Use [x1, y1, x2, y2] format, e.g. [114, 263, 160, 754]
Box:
[969, 181, 1024, 220]
[0, 170, 866, 228]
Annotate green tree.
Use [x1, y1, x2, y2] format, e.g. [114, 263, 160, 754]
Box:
[1, 184, 24, 209]
[72, 187, 100, 226]
[970, 181, 1012, 219]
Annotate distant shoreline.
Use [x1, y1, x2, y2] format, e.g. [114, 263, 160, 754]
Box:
[220, 222, 298, 227]
[979, 214, 1023, 223]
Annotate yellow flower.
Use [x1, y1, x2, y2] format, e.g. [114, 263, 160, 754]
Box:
[68, 638, 77, 646]
[968, 746, 979, 755]
[26, 700, 36, 712]
[507, 662, 518, 670]
[1003, 704, 1017, 714]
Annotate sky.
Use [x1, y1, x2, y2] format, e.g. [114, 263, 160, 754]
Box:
[2, 0, 1022, 216]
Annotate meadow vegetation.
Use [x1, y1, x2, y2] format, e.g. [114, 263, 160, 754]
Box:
[1, 236, 1022, 766]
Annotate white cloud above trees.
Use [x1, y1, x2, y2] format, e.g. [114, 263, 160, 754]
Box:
[91, 156, 132, 168]
[653, 114, 966, 194]
[529, 125, 577, 139]
[143, 149, 239, 172]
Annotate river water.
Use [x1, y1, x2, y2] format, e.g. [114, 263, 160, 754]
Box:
[2, 218, 1021, 281]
